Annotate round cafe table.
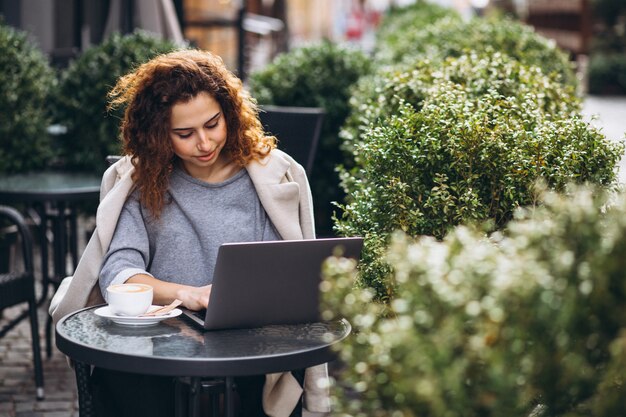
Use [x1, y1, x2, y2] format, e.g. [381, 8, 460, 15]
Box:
[0, 171, 101, 357]
[56, 305, 351, 417]
[0, 170, 101, 286]
[0, 171, 101, 203]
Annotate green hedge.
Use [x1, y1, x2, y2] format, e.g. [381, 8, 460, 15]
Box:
[374, 0, 460, 52]
[248, 41, 372, 236]
[335, 52, 620, 300]
[587, 0, 626, 94]
[323, 185, 626, 416]
[341, 51, 580, 160]
[588, 52, 626, 94]
[0, 21, 56, 173]
[53, 31, 179, 174]
[375, 16, 577, 89]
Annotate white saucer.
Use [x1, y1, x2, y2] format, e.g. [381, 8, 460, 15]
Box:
[94, 305, 182, 326]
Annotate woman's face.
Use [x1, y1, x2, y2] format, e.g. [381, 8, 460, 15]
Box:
[169, 92, 229, 181]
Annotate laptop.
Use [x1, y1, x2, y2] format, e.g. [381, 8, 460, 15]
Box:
[182, 237, 363, 331]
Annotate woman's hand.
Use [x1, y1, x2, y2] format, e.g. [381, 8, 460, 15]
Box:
[176, 284, 212, 311]
[126, 274, 211, 311]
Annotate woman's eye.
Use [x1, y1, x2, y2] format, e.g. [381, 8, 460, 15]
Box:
[205, 122, 218, 129]
[177, 132, 192, 139]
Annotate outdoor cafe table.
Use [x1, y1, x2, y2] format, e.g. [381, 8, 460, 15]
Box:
[56, 305, 351, 417]
[0, 171, 101, 356]
[0, 171, 101, 290]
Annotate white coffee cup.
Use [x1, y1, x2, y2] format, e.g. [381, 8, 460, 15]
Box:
[106, 283, 153, 316]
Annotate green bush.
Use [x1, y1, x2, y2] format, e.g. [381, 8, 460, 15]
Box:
[588, 53, 626, 94]
[374, 1, 460, 51]
[336, 52, 618, 299]
[322, 185, 626, 416]
[53, 30, 179, 174]
[587, 0, 626, 95]
[593, 0, 626, 31]
[341, 51, 580, 160]
[0, 21, 56, 173]
[374, 16, 577, 89]
[248, 41, 372, 236]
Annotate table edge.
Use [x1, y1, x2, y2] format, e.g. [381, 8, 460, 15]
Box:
[0, 188, 100, 202]
[56, 305, 351, 377]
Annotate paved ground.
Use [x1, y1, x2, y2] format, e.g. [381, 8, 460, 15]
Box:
[0, 302, 78, 417]
[1, 95, 625, 417]
[581, 95, 626, 184]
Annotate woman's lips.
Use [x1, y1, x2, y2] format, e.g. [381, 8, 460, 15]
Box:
[196, 150, 215, 162]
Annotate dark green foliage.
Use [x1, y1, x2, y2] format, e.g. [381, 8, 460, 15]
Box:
[341, 51, 580, 159]
[248, 41, 372, 236]
[593, 0, 626, 29]
[587, 1, 626, 95]
[322, 185, 626, 416]
[53, 31, 179, 174]
[375, 16, 577, 88]
[336, 53, 619, 299]
[322, 4, 626, 415]
[374, 0, 460, 51]
[0, 22, 56, 173]
[588, 53, 626, 95]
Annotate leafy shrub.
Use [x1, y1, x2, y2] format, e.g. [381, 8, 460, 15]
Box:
[53, 30, 179, 174]
[0, 21, 56, 173]
[322, 185, 626, 416]
[336, 52, 619, 299]
[587, 0, 626, 95]
[374, 1, 460, 51]
[248, 41, 372, 236]
[588, 52, 626, 94]
[341, 51, 580, 159]
[374, 16, 577, 88]
[593, 0, 626, 32]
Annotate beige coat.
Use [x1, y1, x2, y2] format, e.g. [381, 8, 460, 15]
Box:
[50, 149, 329, 416]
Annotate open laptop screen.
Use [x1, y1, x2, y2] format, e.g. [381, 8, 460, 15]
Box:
[182, 237, 363, 331]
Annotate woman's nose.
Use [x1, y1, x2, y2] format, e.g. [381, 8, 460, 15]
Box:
[196, 131, 211, 150]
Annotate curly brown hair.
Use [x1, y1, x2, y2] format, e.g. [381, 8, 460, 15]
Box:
[108, 49, 275, 217]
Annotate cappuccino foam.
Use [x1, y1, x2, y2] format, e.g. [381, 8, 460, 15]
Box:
[108, 284, 151, 293]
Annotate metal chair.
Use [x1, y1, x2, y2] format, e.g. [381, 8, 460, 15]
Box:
[0, 205, 45, 400]
[105, 155, 122, 166]
[258, 105, 325, 177]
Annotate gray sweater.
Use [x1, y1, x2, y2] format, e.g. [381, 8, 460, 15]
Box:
[99, 166, 280, 297]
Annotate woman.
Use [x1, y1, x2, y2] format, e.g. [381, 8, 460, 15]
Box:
[49, 49, 328, 417]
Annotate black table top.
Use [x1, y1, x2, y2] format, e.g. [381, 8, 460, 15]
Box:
[0, 171, 101, 202]
[56, 305, 351, 377]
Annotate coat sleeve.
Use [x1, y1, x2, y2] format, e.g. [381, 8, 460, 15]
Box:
[285, 158, 331, 413]
[50, 157, 135, 325]
[284, 156, 316, 240]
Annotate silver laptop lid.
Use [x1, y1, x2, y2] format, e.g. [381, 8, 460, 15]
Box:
[196, 237, 363, 331]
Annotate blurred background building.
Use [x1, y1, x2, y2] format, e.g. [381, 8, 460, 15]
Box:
[0, 0, 601, 80]
[0, 0, 386, 78]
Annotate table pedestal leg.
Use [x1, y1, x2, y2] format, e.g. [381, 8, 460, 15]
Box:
[74, 361, 95, 417]
[174, 378, 185, 417]
[188, 377, 201, 417]
[34, 201, 80, 358]
[225, 376, 235, 417]
[33, 204, 50, 305]
[175, 377, 226, 417]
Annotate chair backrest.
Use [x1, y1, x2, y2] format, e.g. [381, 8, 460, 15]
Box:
[0, 205, 33, 275]
[105, 155, 122, 166]
[0, 206, 35, 309]
[0, 205, 44, 399]
[258, 105, 325, 176]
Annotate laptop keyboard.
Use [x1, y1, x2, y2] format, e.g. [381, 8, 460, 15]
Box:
[193, 309, 206, 320]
